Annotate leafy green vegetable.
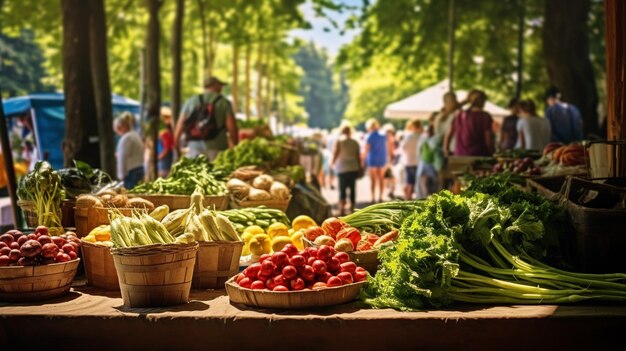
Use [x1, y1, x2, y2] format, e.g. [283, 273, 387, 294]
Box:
[17, 161, 65, 228]
[213, 138, 282, 172]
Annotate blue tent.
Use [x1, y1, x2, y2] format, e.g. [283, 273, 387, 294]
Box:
[2, 93, 140, 169]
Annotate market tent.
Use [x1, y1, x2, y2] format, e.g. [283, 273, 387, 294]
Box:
[384, 80, 510, 120]
[2, 93, 140, 169]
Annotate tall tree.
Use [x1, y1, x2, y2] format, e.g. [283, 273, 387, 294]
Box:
[0, 31, 52, 97]
[60, 0, 100, 167]
[171, 0, 184, 121]
[146, 0, 161, 179]
[89, 0, 115, 176]
[244, 41, 252, 119]
[543, 0, 599, 136]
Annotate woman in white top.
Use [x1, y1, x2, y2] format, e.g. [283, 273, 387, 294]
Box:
[331, 124, 361, 216]
[515, 99, 551, 151]
[114, 112, 145, 189]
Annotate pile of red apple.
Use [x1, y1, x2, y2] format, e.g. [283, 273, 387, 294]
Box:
[235, 244, 368, 291]
[0, 226, 81, 266]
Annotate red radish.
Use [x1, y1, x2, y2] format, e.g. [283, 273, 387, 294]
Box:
[35, 226, 49, 236]
[270, 251, 289, 268]
[273, 274, 288, 287]
[18, 257, 37, 266]
[317, 245, 333, 260]
[289, 255, 306, 267]
[305, 247, 318, 258]
[10, 242, 19, 250]
[318, 272, 333, 283]
[261, 260, 276, 275]
[0, 242, 6, 249]
[259, 254, 271, 263]
[307, 256, 316, 266]
[41, 243, 60, 258]
[17, 236, 28, 247]
[0, 255, 9, 266]
[55, 252, 71, 263]
[290, 277, 305, 291]
[326, 276, 343, 287]
[8, 249, 21, 262]
[337, 272, 354, 284]
[273, 285, 289, 292]
[250, 280, 266, 290]
[20, 240, 42, 258]
[62, 244, 75, 254]
[356, 266, 366, 273]
[266, 277, 277, 290]
[52, 236, 66, 248]
[239, 277, 253, 288]
[340, 262, 357, 274]
[37, 235, 52, 246]
[235, 273, 246, 284]
[244, 263, 262, 278]
[334, 252, 350, 264]
[354, 271, 368, 282]
[280, 244, 298, 258]
[312, 282, 327, 289]
[256, 271, 271, 282]
[327, 257, 341, 273]
[0, 247, 10, 256]
[0, 233, 14, 245]
[27, 233, 37, 241]
[282, 265, 298, 280]
[312, 260, 327, 275]
[298, 250, 311, 261]
[300, 265, 316, 282]
[68, 251, 78, 260]
[6, 230, 23, 241]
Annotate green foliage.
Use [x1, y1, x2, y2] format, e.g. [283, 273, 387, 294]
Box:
[0, 30, 53, 97]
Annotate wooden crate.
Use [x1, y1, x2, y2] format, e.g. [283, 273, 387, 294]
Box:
[230, 196, 291, 212]
[225, 276, 366, 309]
[74, 206, 140, 238]
[0, 259, 80, 302]
[111, 243, 198, 308]
[193, 241, 244, 289]
[129, 194, 228, 211]
[81, 241, 119, 290]
[348, 250, 379, 275]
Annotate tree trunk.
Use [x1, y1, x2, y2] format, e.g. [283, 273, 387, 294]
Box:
[61, 0, 100, 168]
[197, 0, 209, 80]
[146, 0, 161, 180]
[264, 53, 273, 118]
[543, 0, 599, 136]
[231, 44, 239, 114]
[207, 16, 215, 78]
[244, 42, 252, 120]
[256, 42, 264, 119]
[88, 0, 115, 176]
[604, 0, 626, 176]
[171, 0, 184, 122]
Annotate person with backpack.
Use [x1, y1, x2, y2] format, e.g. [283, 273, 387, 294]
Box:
[544, 86, 583, 144]
[174, 76, 239, 161]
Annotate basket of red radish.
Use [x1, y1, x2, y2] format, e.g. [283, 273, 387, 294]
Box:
[226, 244, 367, 309]
[0, 226, 81, 302]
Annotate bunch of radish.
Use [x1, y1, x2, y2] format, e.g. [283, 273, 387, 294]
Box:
[0, 226, 81, 266]
[235, 244, 367, 291]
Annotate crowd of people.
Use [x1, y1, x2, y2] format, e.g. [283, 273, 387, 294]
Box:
[318, 86, 584, 214]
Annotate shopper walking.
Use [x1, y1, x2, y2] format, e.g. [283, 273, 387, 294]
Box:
[331, 125, 361, 216]
[400, 119, 422, 199]
[516, 99, 551, 151]
[174, 76, 239, 161]
[382, 123, 398, 200]
[500, 98, 520, 151]
[444, 89, 495, 157]
[364, 118, 387, 203]
[157, 107, 175, 178]
[114, 112, 144, 189]
[544, 86, 583, 144]
[433, 92, 460, 190]
[416, 114, 440, 199]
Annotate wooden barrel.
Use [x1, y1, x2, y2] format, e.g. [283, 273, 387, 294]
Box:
[81, 241, 119, 290]
[128, 194, 229, 211]
[61, 199, 76, 228]
[111, 243, 198, 308]
[193, 241, 244, 289]
[74, 206, 137, 238]
[0, 259, 80, 302]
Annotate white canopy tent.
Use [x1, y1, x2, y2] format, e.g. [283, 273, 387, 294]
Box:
[384, 80, 510, 120]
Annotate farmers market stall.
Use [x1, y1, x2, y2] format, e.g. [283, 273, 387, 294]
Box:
[1, 286, 625, 350]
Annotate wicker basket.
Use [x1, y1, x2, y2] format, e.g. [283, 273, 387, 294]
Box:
[81, 241, 119, 290]
[225, 276, 366, 309]
[128, 194, 228, 211]
[348, 250, 379, 275]
[193, 241, 244, 289]
[0, 259, 80, 302]
[230, 196, 291, 212]
[111, 243, 198, 307]
[74, 206, 141, 238]
[17, 200, 39, 228]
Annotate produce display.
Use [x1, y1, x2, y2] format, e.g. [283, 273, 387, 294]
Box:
[220, 207, 290, 234]
[129, 155, 227, 196]
[213, 137, 282, 172]
[17, 161, 66, 229]
[109, 209, 195, 247]
[361, 177, 626, 310]
[76, 188, 155, 210]
[58, 160, 114, 198]
[241, 222, 303, 257]
[0, 226, 81, 266]
[227, 172, 291, 203]
[340, 200, 423, 234]
[540, 142, 588, 176]
[233, 244, 368, 291]
[304, 217, 398, 253]
[488, 156, 542, 176]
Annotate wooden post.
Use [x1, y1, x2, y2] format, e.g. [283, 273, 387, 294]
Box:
[0, 86, 23, 228]
[604, 0, 626, 176]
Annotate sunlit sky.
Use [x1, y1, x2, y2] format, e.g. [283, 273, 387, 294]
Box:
[289, 0, 363, 57]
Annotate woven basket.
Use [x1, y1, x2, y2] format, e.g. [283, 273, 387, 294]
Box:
[81, 241, 119, 290]
[111, 243, 198, 307]
[128, 194, 229, 211]
[74, 206, 142, 238]
[0, 259, 80, 302]
[225, 276, 366, 309]
[193, 241, 244, 289]
[17, 200, 39, 228]
[230, 196, 291, 212]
